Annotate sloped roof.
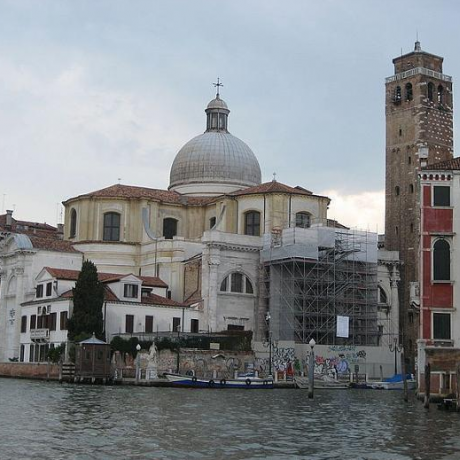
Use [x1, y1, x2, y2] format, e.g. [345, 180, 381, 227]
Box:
[63, 184, 214, 206]
[43, 267, 168, 288]
[228, 180, 325, 198]
[28, 236, 80, 253]
[422, 157, 460, 171]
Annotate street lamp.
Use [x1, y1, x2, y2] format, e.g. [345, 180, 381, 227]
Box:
[389, 337, 402, 376]
[135, 343, 141, 383]
[308, 338, 316, 399]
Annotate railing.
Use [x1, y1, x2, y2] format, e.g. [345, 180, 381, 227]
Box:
[30, 328, 50, 342]
[386, 67, 452, 83]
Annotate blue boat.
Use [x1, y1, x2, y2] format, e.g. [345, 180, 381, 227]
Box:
[164, 373, 274, 389]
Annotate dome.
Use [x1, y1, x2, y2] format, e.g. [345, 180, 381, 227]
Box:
[169, 94, 261, 196]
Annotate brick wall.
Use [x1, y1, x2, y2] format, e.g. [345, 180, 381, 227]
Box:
[0, 362, 59, 380]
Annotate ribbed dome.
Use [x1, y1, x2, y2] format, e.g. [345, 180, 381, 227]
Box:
[169, 94, 261, 196]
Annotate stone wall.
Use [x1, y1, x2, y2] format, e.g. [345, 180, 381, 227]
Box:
[0, 362, 59, 380]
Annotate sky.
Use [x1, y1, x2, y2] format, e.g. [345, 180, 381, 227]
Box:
[0, 0, 459, 232]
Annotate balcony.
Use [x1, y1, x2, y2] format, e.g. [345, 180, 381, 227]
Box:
[386, 67, 452, 84]
[30, 328, 50, 343]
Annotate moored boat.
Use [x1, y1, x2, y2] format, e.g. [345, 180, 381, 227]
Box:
[368, 374, 416, 390]
[164, 373, 274, 389]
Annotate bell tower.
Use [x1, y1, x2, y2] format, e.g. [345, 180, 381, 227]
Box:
[385, 41, 454, 368]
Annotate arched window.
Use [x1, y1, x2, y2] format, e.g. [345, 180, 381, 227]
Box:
[296, 212, 311, 229]
[103, 212, 120, 241]
[433, 239, 450, 281]
[437, 85, 444, 104]
[70, 208, 77, 238]
[163, 218, 178, 239]
[405, 83, 413, 101]
[220, 273, 254, 294]
[209, 216, 216, 229]
[378, 287, 388, 305]
[244, 211, 261, 236]
[427, 82, 434, 101]
[394, 86, 401, 102]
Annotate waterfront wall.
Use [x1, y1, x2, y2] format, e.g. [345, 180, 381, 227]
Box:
[0, 362, 59, 380]
[253, 341, 397, 379]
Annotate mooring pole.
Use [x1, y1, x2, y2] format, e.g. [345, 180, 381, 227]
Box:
[401, 352, 408, 402]
[456, 364, 460, 412]
[424, 363, 431, 409]
[308, 339, 315, 399]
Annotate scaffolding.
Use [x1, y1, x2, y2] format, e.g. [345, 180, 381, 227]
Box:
[260, 225, 379, 346]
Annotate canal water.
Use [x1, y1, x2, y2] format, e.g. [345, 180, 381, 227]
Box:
[1, 379, 460, 460]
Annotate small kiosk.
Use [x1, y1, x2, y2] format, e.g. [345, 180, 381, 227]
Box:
[75, 334, 112, 383]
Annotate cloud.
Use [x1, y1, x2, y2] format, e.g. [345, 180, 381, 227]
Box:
[320, 189, 385, 233]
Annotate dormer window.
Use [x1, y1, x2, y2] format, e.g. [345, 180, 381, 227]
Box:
[124, 284, 139, 299]
[36, 285, 44, 298]
[46, 282, 52, 297]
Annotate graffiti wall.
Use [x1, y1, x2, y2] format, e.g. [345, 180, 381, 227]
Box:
[312, 346, 367, 376]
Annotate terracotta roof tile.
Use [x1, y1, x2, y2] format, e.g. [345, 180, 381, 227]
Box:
[44, 267, 168, 288]
[140, 292, 185, 307]
[228, 181, 326, 198]
[63, 184, 215, 206]
[422, 157, 460, 171]
[0, 214, 59, 238]
[29, 236, 80, 253]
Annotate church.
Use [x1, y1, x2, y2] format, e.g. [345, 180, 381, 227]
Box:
[0, 87, 399, 377]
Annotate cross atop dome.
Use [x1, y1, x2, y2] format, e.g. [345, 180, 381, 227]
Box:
[213, 77, 224, 98]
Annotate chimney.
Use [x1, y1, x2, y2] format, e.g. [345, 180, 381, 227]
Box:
[57, 223, 64, 239]
[5, 210, 13, 229]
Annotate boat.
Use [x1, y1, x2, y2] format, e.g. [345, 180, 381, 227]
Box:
[294, 374, 350, 390]
[163, 373, 274, 389]
[368, 374, 416, 390]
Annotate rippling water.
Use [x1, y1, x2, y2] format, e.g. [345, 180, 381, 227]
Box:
[1, 378, 460, 460]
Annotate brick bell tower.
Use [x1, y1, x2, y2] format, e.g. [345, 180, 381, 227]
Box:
[385, 41, 454, 370]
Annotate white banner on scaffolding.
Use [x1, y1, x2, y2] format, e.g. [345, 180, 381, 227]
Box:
[336, 315, 349, 338]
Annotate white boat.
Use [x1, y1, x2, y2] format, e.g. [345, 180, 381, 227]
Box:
[294, 374, 350, 390]
[164, 373, 274, 389]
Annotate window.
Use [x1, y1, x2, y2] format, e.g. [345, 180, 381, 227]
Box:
[29, 345, 34, 362]
[191, 319, 199, 333]
[46, 282, 52, 297]
[433, 239, 450, 281]
[409, 184, 414, 194]
[145, 315, 153, 333]
[296, 212, 311, 229]
[428, 82, 434, 101]
[244, 211, 260, 236]
[209, 217, 216, 229]
[378, 287, 388, 304]
[433, 186, 450, 207]
[245, 277, 254, 294]
[163, 218, 178, 239]
[228, 324, 244, 331]
[30, 315, 36, 330]
[220, 277, 228, 292]
[21, 316, 27, 333]
[36, 285, 44, 298]
[410, 223, 414, 233]
[405, 83, 413, 101]
[395, 186, 400, 196]
[399, 128, 402, 136]
[103, 212, 121, 241]
[173, 317, 181, 332]
[394, 86, 401, 102]
[20, 345, 25, 362]
[125, 315, 134, 334]
[408, 156, 411, 165]
[433, 313, 451, 340]
[220, 273, 254, 294]
[124, 284, 139, 299]
[437, 85, 444, 104]
[70, 208, 77, 238]
[49, 312, 57, 331]
[60, 311, 68, 330]
[395, 226, 399, 236]
[231, 273, 243, 293]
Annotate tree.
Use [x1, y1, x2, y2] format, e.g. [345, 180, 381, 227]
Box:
[67, 260, 105, 341]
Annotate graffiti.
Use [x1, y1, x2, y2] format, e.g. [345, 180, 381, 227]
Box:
[272, 346, 295, 373]
[312, 346, 367, 376]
